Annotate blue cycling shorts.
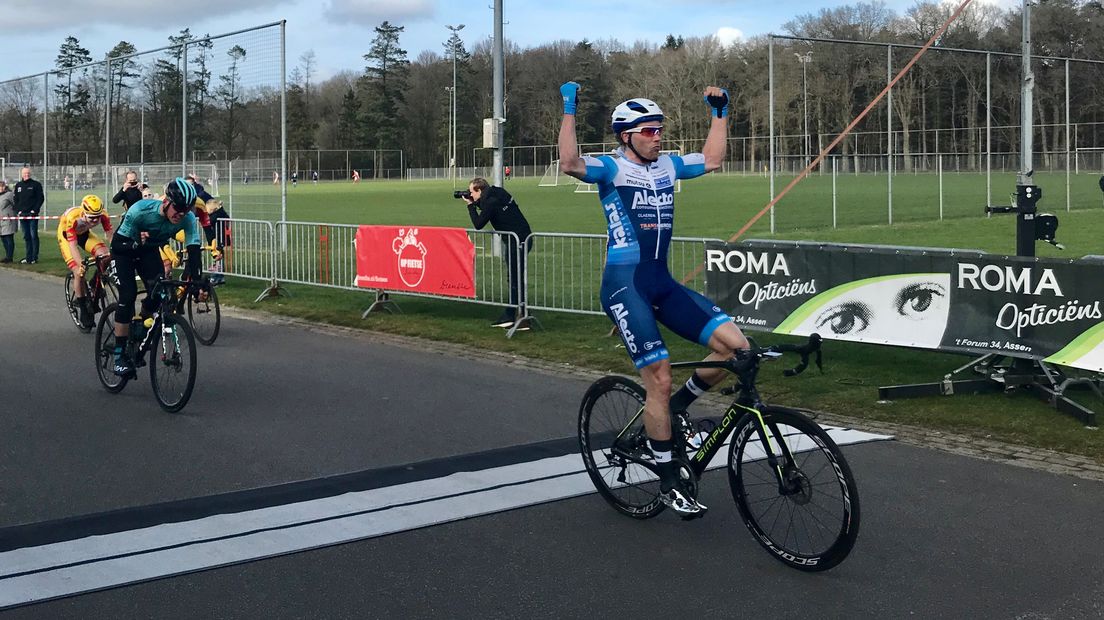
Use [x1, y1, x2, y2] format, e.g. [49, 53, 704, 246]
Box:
[601, 261, 733, 369]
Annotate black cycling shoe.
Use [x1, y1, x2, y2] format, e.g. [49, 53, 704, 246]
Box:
[113, 354, 136, 378]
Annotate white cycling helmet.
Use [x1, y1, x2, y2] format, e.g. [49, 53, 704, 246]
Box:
[611, 98, 664, 137]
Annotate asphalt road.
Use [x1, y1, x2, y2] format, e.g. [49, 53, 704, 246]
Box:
[1, 268, 1103, 619]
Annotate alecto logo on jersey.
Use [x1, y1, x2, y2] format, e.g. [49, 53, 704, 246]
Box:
[630, 192, 673, 210]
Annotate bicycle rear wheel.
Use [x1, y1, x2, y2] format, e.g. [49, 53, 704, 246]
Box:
[94, 303, 128, 393]
[578, 375, 664, 519]
[187, 283, 221, 345]
[149, 314, 197, 413]
[64, 272, 89, 332]
[728, 406, 860, 572]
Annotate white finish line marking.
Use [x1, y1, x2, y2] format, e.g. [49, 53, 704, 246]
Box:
[0, 426, 889, 608]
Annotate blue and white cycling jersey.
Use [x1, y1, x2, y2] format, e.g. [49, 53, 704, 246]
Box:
[580, 150, 706, 265]
[581, 150, 731, 369]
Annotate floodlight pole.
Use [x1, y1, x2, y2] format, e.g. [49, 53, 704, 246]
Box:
[447, 24, 465, 183]
[795, 52, 812, 168]
[1016, 0, 1040, 259]
[492, 0, 505, 186]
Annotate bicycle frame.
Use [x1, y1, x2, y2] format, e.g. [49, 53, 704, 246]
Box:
[609, 355, 799, 494]
[132, 279, 189, 365]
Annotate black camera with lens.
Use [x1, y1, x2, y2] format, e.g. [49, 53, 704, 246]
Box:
[453, 190, 472, 200]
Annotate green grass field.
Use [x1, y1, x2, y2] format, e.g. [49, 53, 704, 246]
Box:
[13, 170, 1104, 461]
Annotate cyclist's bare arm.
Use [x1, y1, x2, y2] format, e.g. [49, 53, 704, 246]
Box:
[558, 81, 586, 180]
[702, 86, 728, 173]
[558, 114, 586, 180]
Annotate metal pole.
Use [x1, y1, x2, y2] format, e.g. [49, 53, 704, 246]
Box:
[281, 20, 288, 240]
[887, 45, 893, 225]
[1065, 58, 1070, 212]
[43, 73, 48, 223]
[768, 36, 775, 233]
[986, 53, 992, 207]
[492, 1, 504, 186]
[1016, 0, 1037, 258]
[105, 59, 112, 198]
[794, 52, 812, 169]
[832, 156, 837, 228]
[447, 24, 465, 184]
[182, 43, 188, 177]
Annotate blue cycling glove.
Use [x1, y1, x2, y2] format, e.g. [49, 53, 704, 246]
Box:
[705, 88, 729, 119]
[560, 81, 580, 115]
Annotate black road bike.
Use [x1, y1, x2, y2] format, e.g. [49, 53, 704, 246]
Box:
[171, 246, 222, 346]
[578, 334, 860, 572]
[64, 255, 118, 333]
[94, 278, 198, 413]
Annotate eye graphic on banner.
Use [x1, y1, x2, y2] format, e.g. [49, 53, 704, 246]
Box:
[776, 273, 951, 348]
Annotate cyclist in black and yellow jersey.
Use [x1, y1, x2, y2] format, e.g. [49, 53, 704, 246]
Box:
[58, 195, 113, 328]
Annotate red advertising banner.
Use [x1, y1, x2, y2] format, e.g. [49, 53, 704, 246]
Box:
[355, 225, 476, 298]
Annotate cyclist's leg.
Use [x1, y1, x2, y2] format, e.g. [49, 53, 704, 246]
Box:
[60, 234, 87, 297]
[109, 238, 140, 373]
[654, 276, 749, 408]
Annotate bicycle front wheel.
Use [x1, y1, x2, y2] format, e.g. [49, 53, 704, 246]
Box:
[149, 314, 198, 413]
[64, 272, 88, 332]
[728, 406, 860, 572]
[187, 283, 221, 345]
[578, 375, 664, 519]
[94, 303, 128, 393]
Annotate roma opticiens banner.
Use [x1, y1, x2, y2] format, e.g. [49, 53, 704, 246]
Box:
[703, 240, 1104, 373]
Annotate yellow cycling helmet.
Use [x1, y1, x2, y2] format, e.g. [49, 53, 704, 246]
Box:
[81, 194, 105, 217]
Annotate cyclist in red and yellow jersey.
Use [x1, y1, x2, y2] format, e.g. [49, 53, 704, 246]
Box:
[58, 194, 113, 328]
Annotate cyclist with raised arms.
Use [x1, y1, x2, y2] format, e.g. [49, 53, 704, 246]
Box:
[558, 81, 750, 517]
[58, 194, 114, 328]
[109, 177, 203, 377]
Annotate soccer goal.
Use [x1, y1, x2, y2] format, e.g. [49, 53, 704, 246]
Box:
[113, 163, 220, 196]
[538, 160, 561, 186]
[1074, 147, 1104, 175]
[574, 149, 683, 193]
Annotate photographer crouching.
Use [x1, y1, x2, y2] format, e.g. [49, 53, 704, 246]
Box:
[458, 177, 532, 328]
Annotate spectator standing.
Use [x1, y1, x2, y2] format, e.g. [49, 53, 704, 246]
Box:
[291, 171, 298, 187]
[351, 170, 360, 183]
[0, 180, 16, 262]
[462, 177, 533, 328]
[13, 167, 45, 264]
[312, 170, 319, 184]
[112, 170, 144, 211]
[185, 174, 214, 202]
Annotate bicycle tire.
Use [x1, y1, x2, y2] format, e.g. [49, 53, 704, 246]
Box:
[727, 406, 860, 572]
[94, 303, 128, 393]
[64, 272, 89, 332]
[149, 313, 198, 413]
[578, 375, 664, 519]
[187, 283, 221, 345]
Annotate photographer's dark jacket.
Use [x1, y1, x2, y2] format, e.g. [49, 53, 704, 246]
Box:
[13, 177, 44, 215]
[112, 185, 143, 208]
[467, 185, 532, 246]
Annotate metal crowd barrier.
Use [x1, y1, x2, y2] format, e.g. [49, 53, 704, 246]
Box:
[213, 218, 280, 301]
[217, 219, 720, 336]
[524, 233, 722, 316]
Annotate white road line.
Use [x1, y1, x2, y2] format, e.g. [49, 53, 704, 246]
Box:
[0, 426, 890, 608]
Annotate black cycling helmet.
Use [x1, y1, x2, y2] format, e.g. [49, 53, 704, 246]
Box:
[163, 177, 197, 211]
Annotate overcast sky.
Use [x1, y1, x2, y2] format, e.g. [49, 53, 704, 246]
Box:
[5, 0, 1018, 83]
